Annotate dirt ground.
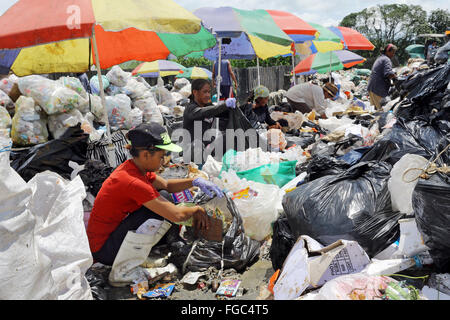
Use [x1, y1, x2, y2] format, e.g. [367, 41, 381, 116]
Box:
[88, 239, 275, 301]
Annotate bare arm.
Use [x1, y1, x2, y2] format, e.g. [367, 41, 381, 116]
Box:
[153, 175, 195, 193]
[143, 196, 209, 229]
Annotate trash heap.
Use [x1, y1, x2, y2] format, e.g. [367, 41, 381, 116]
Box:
[1, 57, 450, 301]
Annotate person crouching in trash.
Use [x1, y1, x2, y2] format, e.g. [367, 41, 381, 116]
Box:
[86, 123, 224, 287]
[240, 85, 286, 130]
[285, 82, 339, 119]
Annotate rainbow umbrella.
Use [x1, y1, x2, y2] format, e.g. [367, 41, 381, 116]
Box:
[266, 10, 318, 84]
[295, 22, 344, 56]
[294, 50, 366, 75]
[193, 7, 293, 95]
[176, 67, 212, 80]
[132, 60, 185, 77]
[0, 0, 216, 76]
[328, 26, 375, 51]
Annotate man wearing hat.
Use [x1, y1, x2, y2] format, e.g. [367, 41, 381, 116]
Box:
[240, 85, 284, 129]
[285, 82, 339, 118]
[87, 123, 224, 287]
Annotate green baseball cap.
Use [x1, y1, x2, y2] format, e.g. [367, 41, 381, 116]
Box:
[254, 85, 270, 100]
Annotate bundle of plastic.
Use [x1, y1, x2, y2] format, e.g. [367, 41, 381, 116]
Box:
[124, 107, 143, 129]
[18, 75, 85, 115]
[173, 78, 190, 91]
[152, 86, 176, 108]
[106, 65, 131, 87]
[89, 94, 106, 121]
[0, 89, 14, 116]
[11, 96, 48, 146]
[48, 109, 99, 140]
[0, 106, 11, 134]
[121, 78, 149, 100]
[105, 94, 132, 130]
[179, 84, 192, 99]
[0, 74, 18, 96]
[58, 76, 88, 99]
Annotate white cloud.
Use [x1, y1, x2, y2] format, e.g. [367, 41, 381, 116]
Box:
[178, 0, 449, 26]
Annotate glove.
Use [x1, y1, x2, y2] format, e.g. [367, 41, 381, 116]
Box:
[192, 178, 224, 198]
[225, 98, 236, 109]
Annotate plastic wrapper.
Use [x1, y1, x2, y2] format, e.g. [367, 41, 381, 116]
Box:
[106, 65, 131, 87]
[0, 105, 12, 131]
[58, 76, 88, 99]
[89, 75, 110, 96]
[11, 124, 89, 182]
[168, 195, 260, 274]
[124, 107, 143, 129]
[11, 96, 48, 146]
[105, 94, 132, 130]
[18, 75, 84, 115]
[0, 89, 15, 116]
[283, 161, 403, 258]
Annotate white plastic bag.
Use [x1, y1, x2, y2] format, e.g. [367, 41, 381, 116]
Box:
[0, 74, 18, 95]
[318, 116, 354, 133]
[220, 170, 284, 241]
[18, 75, 84, 115]
[173, 78, 190, 90]
[202, 155, 223, 178]
[388, 154, 429, 214]
[11, 96, 48, 146]
[270, 111, 305, 130]
[28, 172, 93, 300]
[142, 104, 164, 126]
[106, 65, 131, 87]
[105, 94, 132, 130]
[152, 86, 176, 108]
[0, 137, 56, 300]
[179, 84, 192, 99]
[171, 92, 184, 103]
[267, 128, 287, 151]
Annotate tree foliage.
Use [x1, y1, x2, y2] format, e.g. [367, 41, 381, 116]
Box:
[340, 4, 437, 67]
[428, 9, 450, 34]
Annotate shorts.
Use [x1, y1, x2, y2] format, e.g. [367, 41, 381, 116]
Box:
[369, 91, 383, 110]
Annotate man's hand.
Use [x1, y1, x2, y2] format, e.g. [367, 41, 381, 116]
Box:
[193, 206, 210, 231]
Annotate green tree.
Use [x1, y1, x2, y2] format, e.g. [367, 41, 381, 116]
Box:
[428, 9, 450, 34]
[340, 4, 432, 67]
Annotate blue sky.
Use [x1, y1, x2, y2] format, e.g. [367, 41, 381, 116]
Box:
[0, 0, 448, 26]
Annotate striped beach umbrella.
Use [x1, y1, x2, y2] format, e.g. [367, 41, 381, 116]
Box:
[176, 67, 212, 80]
[132, 60, 185, 77]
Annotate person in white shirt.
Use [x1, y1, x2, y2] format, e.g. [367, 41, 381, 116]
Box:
[285, 82, 338, 118]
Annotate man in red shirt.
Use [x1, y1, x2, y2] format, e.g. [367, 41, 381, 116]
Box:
[87, 123, 223, 287]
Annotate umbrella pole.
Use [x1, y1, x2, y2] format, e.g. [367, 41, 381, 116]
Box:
[257, 57, 261, 86]
[329, 51, 332, 83]
[92, 27, 116, 168]
[291, 53, 296, 85]
[217, 37, 222, 101]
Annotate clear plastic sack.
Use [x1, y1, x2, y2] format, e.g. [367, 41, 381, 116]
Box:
[173, 78, 190, 90]
[122, 78, 149, 100]
[105, 94, 132, 130]
[152, 86, 176, 108]
[106, 65, 131, 87]
[58, 76, 88, 99]
[18, 75, 84, 115]
[0, 105, 12, 131]
[0, 89, 15, 116]
[11, 96, 48, 146]
[48, 109, 88, 139]
[89, 94, 106, 121]
[124, 107, 143, 129]
[142, 103, 164, 126]
[179, 84, 192, 99]
[0, 74, 18, 95]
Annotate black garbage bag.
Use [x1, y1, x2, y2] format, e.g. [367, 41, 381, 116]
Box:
[78, 160, 114, 197]
[269, 216, 296, 271]
[85, 268, 108, 300]
[413, 138, 450, 272]
[283, 161, 402, 258]
[285, 132, 317, 149]
[168, 194, 260, 274]
[304, 154, 351, 182]
[11, 124, 88, 182]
